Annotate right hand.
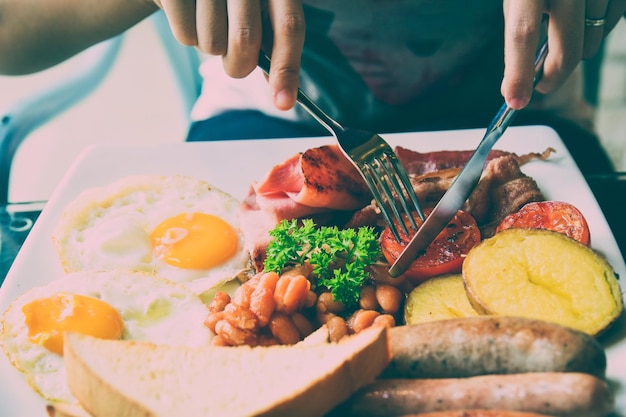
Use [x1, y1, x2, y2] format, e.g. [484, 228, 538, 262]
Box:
[501, 0, 626, 110]
[153, 0, 305, 110]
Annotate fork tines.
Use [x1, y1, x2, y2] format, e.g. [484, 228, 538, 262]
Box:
[362, 153, 425, 241]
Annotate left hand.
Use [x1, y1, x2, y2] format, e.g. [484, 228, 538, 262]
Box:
[501, 0, 626, 109]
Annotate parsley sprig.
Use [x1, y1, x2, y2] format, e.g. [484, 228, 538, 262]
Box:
[264, 219, 381, 307]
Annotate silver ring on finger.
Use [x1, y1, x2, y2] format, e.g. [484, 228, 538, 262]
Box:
[585, 17, 607, 26]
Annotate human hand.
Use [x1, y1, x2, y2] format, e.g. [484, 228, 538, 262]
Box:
[153, 0, 305, 110]
[501, 0, 626, 110]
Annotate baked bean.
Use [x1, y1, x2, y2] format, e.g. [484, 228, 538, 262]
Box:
[214, 320, 257, 346]
[291, 312, 315, 338]
[317, 310, 337, 326]
[317, 291, 345, 314]
[222, 303, 259, 331]
[359, 285, 379, 311]
[258, 271, 280, 292]
[372, 313, 396, 328]
[249, 286, 276, 327]
[231, 282, 254, 308]
[369, 264, 414, 293]
[281, 263, 314, 278]
[348, 309, 380, 333]
[327, 316, 349, 343]
[208, 291, 230, 313]
[211, 334, 230, 346]
[375, 284, 403, 314]
[268, 313, 301, 345]
[274, 274, 310, 314]
[204, 311, 224, 333]
[257, 334, 279, 347]
[304, 290, 318, 308]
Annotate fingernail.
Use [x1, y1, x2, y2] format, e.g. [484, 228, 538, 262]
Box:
[506, 96, 530, 110]
[275, 89, 295, 110]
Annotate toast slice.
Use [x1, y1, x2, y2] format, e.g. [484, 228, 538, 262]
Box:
[63, 326, 390, 417]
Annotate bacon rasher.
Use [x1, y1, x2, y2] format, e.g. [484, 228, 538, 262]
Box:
[240, 144, 555, 271]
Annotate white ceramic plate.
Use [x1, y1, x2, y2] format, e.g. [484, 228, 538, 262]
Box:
[1, 126, 625, 416]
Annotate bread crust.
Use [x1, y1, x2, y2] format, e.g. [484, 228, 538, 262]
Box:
[64, 326, 390, 417]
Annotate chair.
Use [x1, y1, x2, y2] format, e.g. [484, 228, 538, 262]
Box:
[0, 11, 203, 281]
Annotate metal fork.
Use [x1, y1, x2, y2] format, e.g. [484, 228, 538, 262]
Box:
[258, 53, 425, 240]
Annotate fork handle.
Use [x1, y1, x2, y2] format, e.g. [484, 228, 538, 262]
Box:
[257, 52, 343, 136]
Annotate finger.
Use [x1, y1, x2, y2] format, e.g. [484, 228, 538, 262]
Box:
[583, 0, 610, 59]
[604, 0, 626, 33]
[222, 0, 263, 78]
[537, 1, 585, 94]
[161, 0, 198, 46]
[502, 0, 545, 109]
[267, 0, 305, 110]
[196, 0, 228, 55]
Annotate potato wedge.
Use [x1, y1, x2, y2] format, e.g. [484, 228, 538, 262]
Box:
[462, 228, 623, 336]
[404, 274, 479, 325]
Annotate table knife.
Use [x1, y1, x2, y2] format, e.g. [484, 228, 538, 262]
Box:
[389, 40, 549, 277]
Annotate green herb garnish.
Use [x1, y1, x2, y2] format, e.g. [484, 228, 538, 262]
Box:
[264, 219, 381, 307]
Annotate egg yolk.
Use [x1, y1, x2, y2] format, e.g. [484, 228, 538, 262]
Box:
[22, 293, 124, 356]
[151, 212, 238, 269]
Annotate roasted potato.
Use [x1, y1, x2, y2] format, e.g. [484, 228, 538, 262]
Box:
[403, 274, 479, 325]
[462, 228, 623, 336]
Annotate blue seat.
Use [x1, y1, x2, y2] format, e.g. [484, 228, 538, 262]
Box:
[0, 11, 203, 281]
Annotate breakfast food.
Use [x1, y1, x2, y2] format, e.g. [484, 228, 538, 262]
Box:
[336, 372, 614, 417]
[394, 146, 554, 176]
[242, 146, 552, 271]
[403, 275, 479, 325]
[0, 270, 212, 404]
[61, 326, 389, 417]
[461, 152, 545, 236]
[399, 412, 559, 417]
[379, 210, 481, 284]
[203, 219, 403, 347]
[52, 175, 249, 294]
[495, 200, 591, 245]
[46, 403, 91, 417]
[383, 316, 607, 379]
[462, 228, 624, 336]
[4, 142, 620, 416]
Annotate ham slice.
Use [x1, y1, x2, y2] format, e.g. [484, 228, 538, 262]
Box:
[240, 145, 372, 271]
[253, 145, 371, 211]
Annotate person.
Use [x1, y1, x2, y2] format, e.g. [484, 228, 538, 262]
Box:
[1, 0, 624, 174]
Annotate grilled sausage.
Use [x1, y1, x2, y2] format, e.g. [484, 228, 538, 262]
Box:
[383, 316, 607, 379]
[334, 372, 614, 417]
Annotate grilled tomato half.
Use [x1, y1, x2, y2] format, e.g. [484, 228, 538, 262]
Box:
[496, 201, 591, 246]
[380, 209, 481, 284]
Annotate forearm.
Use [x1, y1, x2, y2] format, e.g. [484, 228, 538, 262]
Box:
[0, 0, 159, 75]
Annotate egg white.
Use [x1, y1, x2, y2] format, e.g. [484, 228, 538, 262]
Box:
[52, 175, 250, 294]
[0, 270, 212, 404]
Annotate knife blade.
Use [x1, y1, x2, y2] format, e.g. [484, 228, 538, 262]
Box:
[388, 40, 549, 278]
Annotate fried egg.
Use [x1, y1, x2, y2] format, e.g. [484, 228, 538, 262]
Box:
[0, 270, 212, 404]
[52, 175, 249, 293]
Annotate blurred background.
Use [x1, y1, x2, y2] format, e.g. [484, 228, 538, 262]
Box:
[1, 19, 625, 204]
